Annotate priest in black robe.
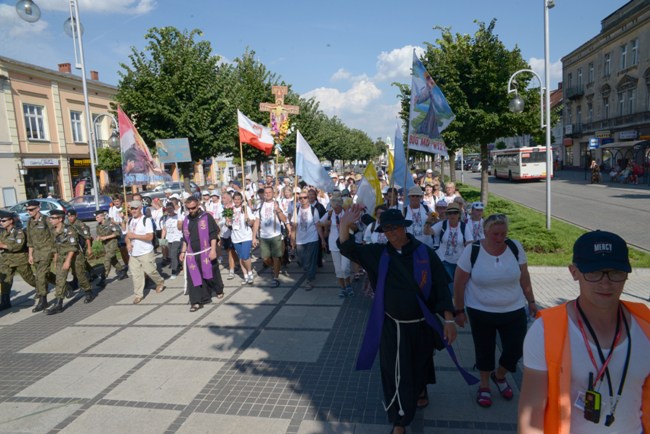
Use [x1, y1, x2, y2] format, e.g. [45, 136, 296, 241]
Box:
[180, 197, 224, 312]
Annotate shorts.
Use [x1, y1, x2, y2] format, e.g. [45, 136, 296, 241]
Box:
[233, 240, 252, 260]
[260, 235, 283, 259]
[221, 237, 234, 251]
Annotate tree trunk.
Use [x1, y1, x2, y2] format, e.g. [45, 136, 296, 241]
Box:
[448, 150, 456, 183]
[480, 143, 489, 205]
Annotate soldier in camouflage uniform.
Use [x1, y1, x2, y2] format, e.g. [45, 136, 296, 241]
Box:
[94, 210, 128, 287]
[25, 200, 55, 312]
[45, 209, 95, 315]
[65, 210, 94, 295]
[0, 210, 36, 310]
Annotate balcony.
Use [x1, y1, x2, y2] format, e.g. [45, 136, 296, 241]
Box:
[565, 85, 584, 100]
[564, 123, 582, 137]
[582, 111, 650, 132]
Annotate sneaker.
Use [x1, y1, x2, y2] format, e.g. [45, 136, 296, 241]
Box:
[246, 275, 254, 285]
[170, 273, 177, 280]
[303, 280, 314, 291]
[339, 288, 347, 298]
[217, 257, 223, 265]
[227, 272, 235, 280]
[270, 278, 280, 288]
[345, 286, 355, 297]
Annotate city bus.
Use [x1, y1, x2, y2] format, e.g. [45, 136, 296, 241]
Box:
[491, 146, 552, 181]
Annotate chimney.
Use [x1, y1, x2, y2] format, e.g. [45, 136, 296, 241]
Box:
[90, 70, 99, 81]
[58, 63, 71, 73]
[557, 81, 562, 90]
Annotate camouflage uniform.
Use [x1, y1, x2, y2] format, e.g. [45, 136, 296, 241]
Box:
[96, 219, 126, 278]
[0, 225, 36, 309]
[68, 219, 92, 293]
[51, 224, 79, 299]
[26, 215, 55, 297]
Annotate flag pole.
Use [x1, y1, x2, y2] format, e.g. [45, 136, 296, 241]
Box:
[239, 140, 247, 214]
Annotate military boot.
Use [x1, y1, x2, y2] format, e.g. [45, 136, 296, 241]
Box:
[117, 269, 128, 281]
[83, 291, 96, 304]
[97, 275, 107, 288]
[45, 298, 64, 315]
[32, 295, 48, 313]
[0, 292, 11, 311]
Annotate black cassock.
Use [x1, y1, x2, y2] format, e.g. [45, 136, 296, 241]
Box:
[339, 235, 452, 427]
[184, 212, 224, 305]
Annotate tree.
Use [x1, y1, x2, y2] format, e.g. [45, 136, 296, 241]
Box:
[96, 147, 122, 171]
[116, 27, 225, 167]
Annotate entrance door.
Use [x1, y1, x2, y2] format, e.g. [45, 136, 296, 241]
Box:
[24, 168, 61, 199]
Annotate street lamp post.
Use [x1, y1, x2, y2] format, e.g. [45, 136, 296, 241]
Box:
[16, 0, 101, 210]
[506, 1, 554, 231]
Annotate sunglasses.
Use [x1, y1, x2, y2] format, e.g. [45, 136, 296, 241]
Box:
[129, 207, 140, 210]
[381, 225, 400, 233]
[446, 211, 460, 215]
[186, 206, 199, 211]
[300, 196, 308, 200]
[0, 219, 11, 223]
[26, 208, 38, 212]
[49, 216, 62, 220]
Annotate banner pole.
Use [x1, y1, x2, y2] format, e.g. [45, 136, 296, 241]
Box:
[239, 140, 247, 213]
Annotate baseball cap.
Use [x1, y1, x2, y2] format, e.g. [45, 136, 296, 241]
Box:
[201, 190, 210, 196]
[471, 201, 485, 210]
[446, 202, 461, 212]
[129, 200, 143, 208]
[573, 230, 631, 273]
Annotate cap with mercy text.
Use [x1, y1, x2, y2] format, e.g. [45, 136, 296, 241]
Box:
[573, 230, 631, 273]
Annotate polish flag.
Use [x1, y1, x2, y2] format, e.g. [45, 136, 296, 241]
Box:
[237, 110, 274, 156]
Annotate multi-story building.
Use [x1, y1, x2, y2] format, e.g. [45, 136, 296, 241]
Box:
[561, 0, 650, 171]
[0, 56, 117, 206]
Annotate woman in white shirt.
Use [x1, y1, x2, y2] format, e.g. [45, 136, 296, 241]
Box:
[227, 192, 258, 284]
[452, 213, 537, 409]
[161, 203, 183, 278]
[318, 196, 352, 297]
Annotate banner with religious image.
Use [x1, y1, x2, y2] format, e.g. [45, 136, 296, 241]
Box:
[408, 52, 455, 157]
[118, 106, 171, 186]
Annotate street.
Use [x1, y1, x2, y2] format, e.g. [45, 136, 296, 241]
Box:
[458, 169, 650, 252]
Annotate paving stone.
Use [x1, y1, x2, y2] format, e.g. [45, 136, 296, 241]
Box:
[176, 413, 290, 434]
[197, 304, 275, 328]
[76, 305, 157, 325]
[115, 288, 183, 305]
[266, 305, 340, 329]
[59, 405, 180, 434]
[238, 330, 330, 362]
[16, 357, 141, 399]
[0, 304, 37, 326]
[160, 327, 254, 359]
[86, 327, 184, 355]
[134, 305, 212, 326]
[285, 288, 344, 306]
[296, 420, 387, 434]
[105, 359, 223, 405]
[225, 285, 291, 304]
[0, 402, 82, 434]
[19, 326, 120, 354]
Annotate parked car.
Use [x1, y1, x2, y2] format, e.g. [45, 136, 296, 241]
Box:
[471, 160, 482, 172]
[6, 198, 74, 228]
[140, 181, 200, 206]
[463, 159, 476, 171]
[70, 195, 113, 221]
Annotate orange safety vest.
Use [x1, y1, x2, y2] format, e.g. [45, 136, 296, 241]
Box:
[539, 301, 650, 434]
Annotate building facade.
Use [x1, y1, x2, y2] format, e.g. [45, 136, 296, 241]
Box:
[561, 0, 650, 170]
[0, 56, 117, 207]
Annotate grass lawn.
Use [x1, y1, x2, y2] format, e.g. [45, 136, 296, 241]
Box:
[457, 184, 650, 268]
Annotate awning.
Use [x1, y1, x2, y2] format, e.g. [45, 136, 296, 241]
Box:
[599, 140, 645, 149]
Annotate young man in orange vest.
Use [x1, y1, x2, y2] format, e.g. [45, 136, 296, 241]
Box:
[518, 230, 650, 434]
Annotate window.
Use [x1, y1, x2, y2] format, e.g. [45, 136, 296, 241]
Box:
[566, 106, 572, 124]
[587, 103, 593, 123]
[23, 104, 46, 140]
[577, 68, 583, 88]
[628, 89, 636, 114]
[604, 53, 611, 77]
[568, 72, 573, 88]
[631, 39, 638, 66]
[576, 106, 582, 128]
[618, 91, 625, 115]
[603, 97, 609, 119]
[588, 63, 594, 83]
[620, 45, 627, 70]
[70, 111, 84, 142]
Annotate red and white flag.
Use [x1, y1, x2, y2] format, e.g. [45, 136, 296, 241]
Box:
[237, 110, 274, 156]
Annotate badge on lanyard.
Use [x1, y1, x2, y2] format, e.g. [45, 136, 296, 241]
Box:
[583, 373, 601, 423]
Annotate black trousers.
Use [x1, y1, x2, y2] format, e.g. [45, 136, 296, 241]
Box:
[466, 306, 527, 372]
[379, 317, 435, 427]
[186, 259, 223, 305]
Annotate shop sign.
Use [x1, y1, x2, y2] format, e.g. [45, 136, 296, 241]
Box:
[71, 158, 91, 167]
[563, 138, 573, 146]
[589, 138, 599, 150]
[595, 130, 611, 139]
[23, 158, 59, 167]
[618, 130, 638, 140]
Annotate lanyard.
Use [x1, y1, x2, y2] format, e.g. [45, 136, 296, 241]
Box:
[575, 298, 631, 425]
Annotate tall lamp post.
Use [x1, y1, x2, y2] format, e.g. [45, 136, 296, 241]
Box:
[16, 0, 101, 210]
[506, 0, 554, 231]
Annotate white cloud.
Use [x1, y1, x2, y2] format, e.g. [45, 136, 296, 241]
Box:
[331, 68, 351, 81]
[529, 57, 563, 89]
[374, 45, 424, 82]
[42, 0, 156, 15]
[0, 4, 48, 38]
[302, 78, 382, 116]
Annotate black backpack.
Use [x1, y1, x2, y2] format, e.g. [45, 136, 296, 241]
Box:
[402, 203, 430, 217]
[129, 215, 159, 249]
[469, 239, 519, 269]
[436, 219, 467, 249]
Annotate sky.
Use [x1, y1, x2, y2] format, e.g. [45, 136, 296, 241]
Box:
[0, 0, 630, 142]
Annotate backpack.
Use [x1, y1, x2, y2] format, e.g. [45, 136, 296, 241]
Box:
[469, 239, 519, 269]
[436, 219, 467, 249]
[129, 215, 159, 249]
[402, 203, 430, 217]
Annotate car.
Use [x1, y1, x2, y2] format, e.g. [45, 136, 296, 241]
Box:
[464, 159, 476, 171]
[140, 181, 200, 205]
[6, 198, 74, 228]
[70, 195, 113, 221]
[471, 160, 482, 172]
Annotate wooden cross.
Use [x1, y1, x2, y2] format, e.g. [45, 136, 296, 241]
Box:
[259, 86, 300, 144]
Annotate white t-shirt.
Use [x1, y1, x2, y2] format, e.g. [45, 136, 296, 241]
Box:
[108, 205, 123, 224]
[258, 201, 282, 239]
[163, 214, 183, 243]
[405, 205, 433, 248]
[363, 222, 388, 245]
[296, 206, 320, 245]
[230, 206, 256, 244]
[320, 209, 344, 252]
[218, 206, 232, 239]
[456, 240, 527, 312]
[469, 218, 485, 241]
[128, 216, 154, 257]
[523, 314, 650, 434]
[432, 220, 474, 264]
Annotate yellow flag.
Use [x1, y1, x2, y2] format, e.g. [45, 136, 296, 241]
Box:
[387, 150, 394, 176]
[357, 162, 383, 216]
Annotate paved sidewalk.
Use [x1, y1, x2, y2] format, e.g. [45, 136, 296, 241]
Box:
[0, 259, 648, 434]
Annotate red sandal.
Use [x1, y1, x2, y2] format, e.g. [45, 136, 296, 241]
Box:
[491, 372, 514, 400]
[476, 387, 492, 407]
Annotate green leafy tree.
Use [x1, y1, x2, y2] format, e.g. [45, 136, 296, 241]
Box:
[116, 26, 224, 168]
[96, 147, 122, 171]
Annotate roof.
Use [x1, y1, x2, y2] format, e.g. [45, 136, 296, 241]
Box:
[549, 87, 563, 109]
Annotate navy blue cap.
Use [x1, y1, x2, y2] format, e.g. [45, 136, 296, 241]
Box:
[573, 230, 631, 273]
[27, 200, 40, 207]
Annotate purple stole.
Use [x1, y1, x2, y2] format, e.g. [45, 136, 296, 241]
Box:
[182, 213, 213, 286]
[356, 243, 479, 385]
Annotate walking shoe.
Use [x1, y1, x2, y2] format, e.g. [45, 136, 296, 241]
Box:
[490, 372, 514, 400]
[117, 269, 128, 280]
[303, 280, 314, 291]
[83, 291, 96, 304]
[45, 298, 64, 315]
[339, 288, 347, 298]
[170, 273, 177, 280]
[97, 276, 107, 288]
[270, 278, 280, 288]
[227, 272, 235, 280]
[246, 274, 254, 285]
[155, 283, 165, 293]
[345, 286, 355, 297]
[133, 297, 143, 304]
[32, 296, 48, 313]
[217, 257, 223, 265]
